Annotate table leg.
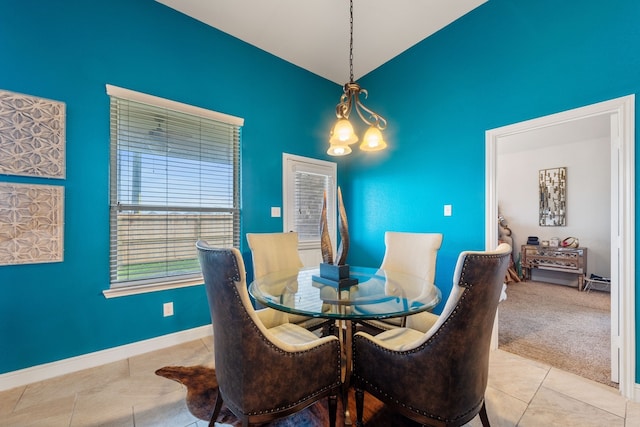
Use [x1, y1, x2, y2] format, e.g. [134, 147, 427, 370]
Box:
[343, 319, 354, 425]
[336, 318, 354, 425]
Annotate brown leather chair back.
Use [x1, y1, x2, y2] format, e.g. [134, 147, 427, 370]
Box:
[196, 241, 341, 425]
[353, 244, 511, 426]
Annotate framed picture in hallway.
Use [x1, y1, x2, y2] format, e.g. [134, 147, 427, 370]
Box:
[539, 167, 566, 226]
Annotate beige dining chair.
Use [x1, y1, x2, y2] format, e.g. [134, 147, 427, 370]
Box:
[246, 232, 331, 332]
[196, 241, 341, 427]
[359, 231, 443, 333]
[352, 243, 512, 427]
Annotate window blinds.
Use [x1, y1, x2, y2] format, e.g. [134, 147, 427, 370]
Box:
[293, 171, 331, 242]
[107, 86, 241, 289]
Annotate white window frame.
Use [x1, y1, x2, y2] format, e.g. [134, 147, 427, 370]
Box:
[103, 84, 243, 298]
[282, 153, 337, 266]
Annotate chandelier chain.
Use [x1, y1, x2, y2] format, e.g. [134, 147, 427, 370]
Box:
[349, 0, 354, 83]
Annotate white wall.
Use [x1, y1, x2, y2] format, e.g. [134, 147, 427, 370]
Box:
[497, 135, 610, 286]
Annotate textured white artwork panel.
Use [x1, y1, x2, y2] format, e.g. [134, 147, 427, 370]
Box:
[0, 183, 64, 265]
[0, 89, 66, 178]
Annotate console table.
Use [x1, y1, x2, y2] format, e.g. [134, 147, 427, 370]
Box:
[521, 245, 587, 290]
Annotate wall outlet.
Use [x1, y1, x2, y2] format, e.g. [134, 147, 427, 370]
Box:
[271, 206, 281, 217]
[444, 204, 452, 216]
[163, 302, 174, 317]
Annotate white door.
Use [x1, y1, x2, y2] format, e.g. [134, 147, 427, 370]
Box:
[282, 153, 337, 267]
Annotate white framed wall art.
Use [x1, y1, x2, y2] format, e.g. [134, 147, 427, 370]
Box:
[0, 89, 66, 179]
[0, 183, 64, 265]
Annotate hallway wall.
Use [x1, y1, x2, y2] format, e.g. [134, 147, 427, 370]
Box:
[498, 133, 611, 285]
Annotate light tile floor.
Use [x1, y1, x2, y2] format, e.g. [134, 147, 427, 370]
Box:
[1, 338, 639, 426]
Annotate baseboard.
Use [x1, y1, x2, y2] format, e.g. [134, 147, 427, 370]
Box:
[0, 324, 213, 392]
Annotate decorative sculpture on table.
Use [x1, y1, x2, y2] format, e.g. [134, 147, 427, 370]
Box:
[315, 187, 358, 287]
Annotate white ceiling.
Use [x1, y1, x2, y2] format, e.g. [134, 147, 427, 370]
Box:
[156, 0, 488, 84]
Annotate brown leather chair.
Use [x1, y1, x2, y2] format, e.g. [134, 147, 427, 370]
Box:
[352, 243, 511, 427]
[196, 240, 342, 427]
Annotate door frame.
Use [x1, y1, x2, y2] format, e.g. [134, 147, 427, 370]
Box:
[485, 95, 635, 399]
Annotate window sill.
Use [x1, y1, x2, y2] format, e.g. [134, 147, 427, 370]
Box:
[103, 277, 204, 298]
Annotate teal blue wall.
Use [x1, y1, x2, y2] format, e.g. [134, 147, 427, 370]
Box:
[2, 0, 640, 383]
[344, 0, 640, 379]
[0, 0, 337, 374]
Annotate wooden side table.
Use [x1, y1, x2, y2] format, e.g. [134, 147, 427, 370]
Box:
[521, 244, 587, 290]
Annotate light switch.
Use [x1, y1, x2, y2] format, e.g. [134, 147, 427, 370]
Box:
[444, 204, 452, 216]
[271, 207, 281, 217]
[163, 302, 174, 317]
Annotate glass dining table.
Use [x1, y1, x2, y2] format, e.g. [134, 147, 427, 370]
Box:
[249, 265, 441, 322]
[249, 265, 441, 424]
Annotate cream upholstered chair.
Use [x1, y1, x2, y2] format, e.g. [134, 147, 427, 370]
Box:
[196, 241, 341, 427]
[352, 243, 512, 427]
[360, 231, 443, 333]
[246, 232, 330, 331]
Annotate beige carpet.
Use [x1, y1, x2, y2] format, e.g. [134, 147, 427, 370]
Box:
[498, 280, 615, 387]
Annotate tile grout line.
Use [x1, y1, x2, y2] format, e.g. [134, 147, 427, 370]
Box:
[68, 392, 79, 427]
[509, 366, 551, 426]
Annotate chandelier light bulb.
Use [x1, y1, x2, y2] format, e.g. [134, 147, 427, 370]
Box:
[329, 118, 358, 145]
[360, 126, 387, 152]
[327, 143, 352, 156]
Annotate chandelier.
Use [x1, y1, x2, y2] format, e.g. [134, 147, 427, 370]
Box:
[327, 0, 388, 156]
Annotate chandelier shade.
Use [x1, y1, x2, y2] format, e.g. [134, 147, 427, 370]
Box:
[327, 0, 388, 157]
[329, 118, 358, 145]
[360, 126, 387, 152]
[326, 143, 353, 157]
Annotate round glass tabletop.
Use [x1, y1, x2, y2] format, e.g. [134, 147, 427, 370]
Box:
[249, 266, 441, 320]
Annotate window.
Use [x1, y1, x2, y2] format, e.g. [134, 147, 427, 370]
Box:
[283, 154, 336, 266]
[105, 85, 243, 296]
[294, 171, 333, 240]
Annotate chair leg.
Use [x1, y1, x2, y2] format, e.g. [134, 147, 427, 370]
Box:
[355, 388, 365, 427]
[208, 393, 224, 427]
[328, 394, 338, 427]
[478, 401, 491, 427]
[323, 320, 336, 337]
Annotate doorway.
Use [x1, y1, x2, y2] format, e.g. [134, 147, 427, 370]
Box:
[485, 95, 635, 398]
